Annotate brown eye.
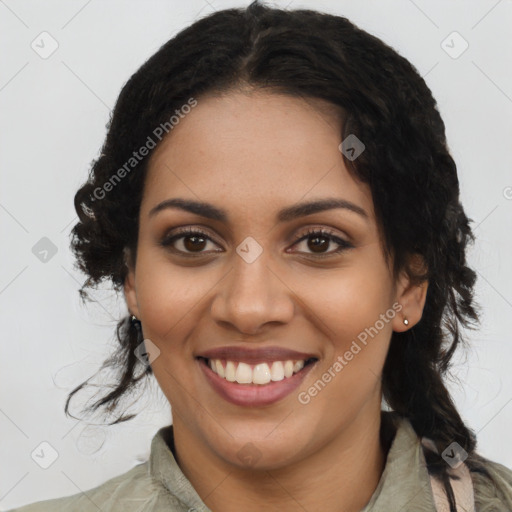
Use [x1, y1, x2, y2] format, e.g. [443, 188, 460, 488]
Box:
[292, 228, 353, 257]
[182, 234, 207, 252]
[307, 234, 330, 253]
[160, 228, 221, 255]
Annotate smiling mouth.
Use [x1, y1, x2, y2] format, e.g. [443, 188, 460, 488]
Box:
[197, 357, 317, 385]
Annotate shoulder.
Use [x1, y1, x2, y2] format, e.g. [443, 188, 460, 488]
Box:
[470, 455, 512, 510]
[5, 462, 183, 512]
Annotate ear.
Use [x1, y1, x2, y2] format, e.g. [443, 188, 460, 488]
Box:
[123, 247, 140, 319]
[391, 253, 429, 333]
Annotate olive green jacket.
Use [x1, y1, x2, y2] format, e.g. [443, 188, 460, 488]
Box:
[8, 413, 512, 511]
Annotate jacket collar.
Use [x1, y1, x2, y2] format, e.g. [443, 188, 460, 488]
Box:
[149, 411, 437, 511]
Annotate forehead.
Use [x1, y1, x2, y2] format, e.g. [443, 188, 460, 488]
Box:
[141, 90, 373, 220]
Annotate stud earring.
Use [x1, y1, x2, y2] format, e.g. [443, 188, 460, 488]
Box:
[403, 317, 409, 326]
[130, 314, 143, 344]
[130, 314, 142, 330]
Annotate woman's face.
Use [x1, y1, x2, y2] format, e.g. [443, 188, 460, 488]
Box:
[125, 90, 425, 470]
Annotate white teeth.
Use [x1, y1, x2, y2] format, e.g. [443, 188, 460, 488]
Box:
[207, 358, 311, 385]
[270, 361, 285, 382]
[235, 362, 253, 384]
[284, 360, 294, 378]
[225, 361, 236, 382]
[293, 360, 305, 373]
[253, 363, 271, 384]
[215, 359, 225, 378]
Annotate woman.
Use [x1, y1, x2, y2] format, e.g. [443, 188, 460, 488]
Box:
[9, 2, 512, 511]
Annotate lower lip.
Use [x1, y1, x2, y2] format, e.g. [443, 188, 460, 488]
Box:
[198, 359, 316, 407]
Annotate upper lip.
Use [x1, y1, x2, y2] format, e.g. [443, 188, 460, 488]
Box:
[197, 346, 318, 364]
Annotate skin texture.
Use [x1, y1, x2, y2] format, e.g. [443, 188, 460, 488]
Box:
[124, 89, 428, 512]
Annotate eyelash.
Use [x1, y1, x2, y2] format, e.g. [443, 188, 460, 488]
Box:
[159, 226, 354, 258]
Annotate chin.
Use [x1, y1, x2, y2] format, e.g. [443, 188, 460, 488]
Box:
[210, 428, 310, 471]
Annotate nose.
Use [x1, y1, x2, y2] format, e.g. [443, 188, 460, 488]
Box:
[210, 250, 295, 336]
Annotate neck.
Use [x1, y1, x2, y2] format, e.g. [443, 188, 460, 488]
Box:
[172, 407, 392, 512]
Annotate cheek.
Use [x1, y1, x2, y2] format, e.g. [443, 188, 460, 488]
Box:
[133, 252, 211, 408]
[134, 249, 214, 345]
[292, 262, 394, 349]
[297, 279, 394, 422]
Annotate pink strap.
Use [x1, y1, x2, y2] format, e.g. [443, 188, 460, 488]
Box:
[421, 438, 475, 511]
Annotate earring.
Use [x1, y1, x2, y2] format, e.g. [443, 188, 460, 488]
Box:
[130, 314, 142, 330]
[403, 317, 409, 326]
[130, 314, 143, 346]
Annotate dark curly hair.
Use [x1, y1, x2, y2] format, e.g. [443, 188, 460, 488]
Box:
[66, 1, 495, 507]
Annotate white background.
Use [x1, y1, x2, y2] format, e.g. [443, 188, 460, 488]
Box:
[1, 0, 511, 509]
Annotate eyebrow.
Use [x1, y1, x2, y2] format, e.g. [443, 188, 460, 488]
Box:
[148, 197, 369, 222]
